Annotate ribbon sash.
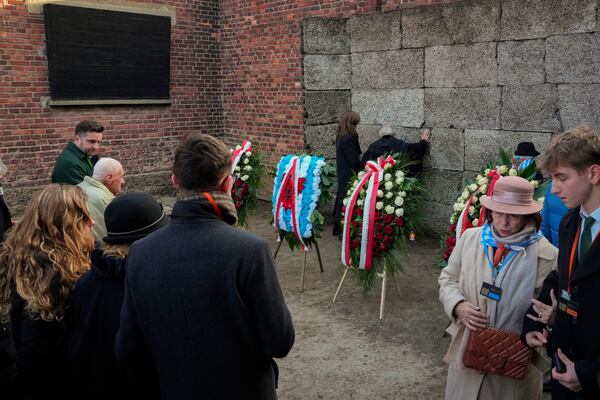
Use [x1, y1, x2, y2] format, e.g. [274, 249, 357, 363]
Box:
[341, 156, 395, 271]
[231, 140, 252, 174]
[273, 156, 307, 251]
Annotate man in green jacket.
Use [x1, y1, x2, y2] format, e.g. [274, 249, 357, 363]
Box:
[51, 120, 104, 185]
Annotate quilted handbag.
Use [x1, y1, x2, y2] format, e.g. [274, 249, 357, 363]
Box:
[462, 327, 532, 380]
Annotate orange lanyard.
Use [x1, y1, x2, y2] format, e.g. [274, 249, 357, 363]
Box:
[567, 222, 600, 293]
[203, 192, 223, 220]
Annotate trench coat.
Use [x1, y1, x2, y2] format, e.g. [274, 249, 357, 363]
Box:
[439, 226, 557, 400]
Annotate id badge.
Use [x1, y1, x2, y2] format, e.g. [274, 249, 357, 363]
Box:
[558, 296, 579, 319]
[480, 282, 502, 301]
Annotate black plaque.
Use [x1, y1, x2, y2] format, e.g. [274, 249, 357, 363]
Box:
[44, 4, 171, 102]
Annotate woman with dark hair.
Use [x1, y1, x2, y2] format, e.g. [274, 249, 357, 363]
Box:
[438, 176, 558, 400]
[0, 184, 94, 399]
[332, 110, 361, 236]
[68, 192, 168, 400]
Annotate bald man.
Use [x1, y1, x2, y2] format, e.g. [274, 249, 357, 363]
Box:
[77, 158, 125, 241]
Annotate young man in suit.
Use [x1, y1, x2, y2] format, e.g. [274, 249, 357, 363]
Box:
[523, 126, 600, 400]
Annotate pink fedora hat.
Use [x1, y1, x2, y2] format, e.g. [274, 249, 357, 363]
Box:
[480, 176, 542, 215]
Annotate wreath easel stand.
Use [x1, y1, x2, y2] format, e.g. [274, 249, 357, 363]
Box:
[273, 240, 324, 293]
[332, 264, 402, 319]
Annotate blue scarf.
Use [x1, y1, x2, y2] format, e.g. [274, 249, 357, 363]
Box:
[480, 221, 543, 251]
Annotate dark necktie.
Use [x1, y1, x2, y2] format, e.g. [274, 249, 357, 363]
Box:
[580, 216, 595, 258]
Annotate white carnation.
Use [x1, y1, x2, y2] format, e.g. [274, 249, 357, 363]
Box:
[384, 181, 393, 191]
[453, 202, 465, 212]
[385, 192, 393, 199]
[357, 199, 364, 206]
[497, 165, 509, 174]
[235, 166, 241, 172]
[243, 158, 250, 164]
[484, 168, 492, 175]
[343, 198, 348, 206]
[472, 196, 479, 204]
[472, 218, 479, 227]
[385, 205, 395, 215]
[241, 175, 249, 181]
[468, 183, 478, 192]
[400, 191, 407, 198]
[384, 173, 392, 181]
[469, 206, 476, 215]
[377, 190, 384, 198]
[395, 170, 405, 178]
[480, 184, 488, 194]
[394, 197, 404, 207]
[243, 166, 252, 171]
[450, 215, 457, 224]
[477, 177, 488, 186]
[508, 168, 518, 176]
[395, 177, 404, 185]
[376, 201, 383, 210]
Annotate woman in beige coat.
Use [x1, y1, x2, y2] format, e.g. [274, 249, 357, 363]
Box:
[439, 176, 558, 400]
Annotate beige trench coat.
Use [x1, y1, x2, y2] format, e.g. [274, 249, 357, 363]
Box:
[439, 226, 558, 400]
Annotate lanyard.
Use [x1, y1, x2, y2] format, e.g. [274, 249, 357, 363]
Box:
[567, 222, 600, 293]
[485, 247, 518, 284]
[203, 192, 223, 220]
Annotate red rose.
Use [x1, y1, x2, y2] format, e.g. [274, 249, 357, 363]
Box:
[374, 212, 382, 221]
[375, 232, 383, 241]
[383, 214, 393, 224]
[351, 239, 361, 249]
[235, 179, 242, 187]
[354, 208, 363, 217]
[383, 235, 393, 244]
[384, 226, 393, 234]
[449, 224, 456, 232]
[352, 220, 360, 228]
[374, 223, 383, 232]
[379, 243, 388, 252]
[234, 201, 241, 209]
[396, 217, 405, 227]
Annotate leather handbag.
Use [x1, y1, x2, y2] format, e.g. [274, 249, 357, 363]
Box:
[462, 327, 532, 380]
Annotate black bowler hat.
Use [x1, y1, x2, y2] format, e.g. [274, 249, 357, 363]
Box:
[515, 142, 540, 157]
[103, 192, 168, 245]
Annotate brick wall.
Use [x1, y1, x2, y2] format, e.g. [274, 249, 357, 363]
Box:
[219, 0, 459, 163]
[0, 0, 222, 209]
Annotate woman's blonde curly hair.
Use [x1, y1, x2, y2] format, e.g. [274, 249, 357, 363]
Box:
[0, 184, 94, 323]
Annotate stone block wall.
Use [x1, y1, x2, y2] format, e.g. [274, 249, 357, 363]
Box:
[303, 0, 600, 235]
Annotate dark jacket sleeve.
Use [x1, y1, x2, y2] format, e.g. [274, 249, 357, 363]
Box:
[244, 243, 294, 359]
[407, 140, 429, 176]
[574, 358, 600, 394]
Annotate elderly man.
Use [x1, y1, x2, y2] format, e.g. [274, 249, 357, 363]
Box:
[52, 120, 104, 185]
[77, 158, 125, 241]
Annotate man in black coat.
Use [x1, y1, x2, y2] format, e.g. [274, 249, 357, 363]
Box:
[359, 125, 431, 176]
[523, 127, 600, 400]
[115, 133, 295, 400]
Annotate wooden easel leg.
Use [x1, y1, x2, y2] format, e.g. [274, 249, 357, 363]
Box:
[332, 268, 349, 303]
[314, 241, 324, 272]
[273, 240, 283, 260]
[379, 271, 387, 320]
[300, 251, 307, 293]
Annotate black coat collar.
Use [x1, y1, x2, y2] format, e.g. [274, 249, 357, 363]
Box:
[561, 207, 600, 281]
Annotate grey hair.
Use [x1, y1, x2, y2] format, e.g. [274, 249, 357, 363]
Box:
[92, 158, 123, 181]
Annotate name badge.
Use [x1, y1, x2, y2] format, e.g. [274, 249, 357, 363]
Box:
[558, 297, 579, 319]
[480, 282, 502, 301]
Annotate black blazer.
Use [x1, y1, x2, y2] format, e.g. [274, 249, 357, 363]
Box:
[523, 207, 600, 400]
[359, 136, 428, 176]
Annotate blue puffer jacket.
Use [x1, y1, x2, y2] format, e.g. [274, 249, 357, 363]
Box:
[540, 182, 569, 247]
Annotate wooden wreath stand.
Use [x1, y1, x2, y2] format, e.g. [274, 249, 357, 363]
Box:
[332, 268, 402, 320]
[273, 239, 324, 293]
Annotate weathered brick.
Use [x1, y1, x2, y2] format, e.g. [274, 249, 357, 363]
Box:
[498, 40, 545, 85]
[425, 88, 501, 129]
[352, 89, 424, 127]
[347, 11, 402, 53]
[352, 49, 423, 89]
[546, 33, 600, 84]
[303, 17, 350, 55]
[501, 85, 561, 132]
[425, 43, 497, 88]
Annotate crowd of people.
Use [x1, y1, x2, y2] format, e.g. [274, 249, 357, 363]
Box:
[0, 115, 598, 400]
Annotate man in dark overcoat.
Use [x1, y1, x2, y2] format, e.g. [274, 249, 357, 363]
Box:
[523, 127, 600, 400]
[115, 133, 294, 400]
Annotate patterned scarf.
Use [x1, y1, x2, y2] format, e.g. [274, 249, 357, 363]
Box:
[178, 191, 238, 226]
[480, 221, 543, 250]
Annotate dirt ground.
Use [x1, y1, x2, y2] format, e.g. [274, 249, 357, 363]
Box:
[158, 198, 550, 400]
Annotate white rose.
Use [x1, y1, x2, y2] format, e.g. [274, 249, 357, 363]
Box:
[385, 192, 393, 199]
[508, 168, 518, 176]
[497, 165, 509, 174]
[395, 208, 404, 217]
[472, 196, 479, 204]
[376, 202, 383, 210]
[357, 199, 364, 206]
[235, 145, 242, 150]
[246, 151, 253, 157]
[453, 202, 465, 212]
[395, 170, 405, 178]
[484, 168, 491, 175]
[241, 175, 249, 181]
[358, 171, 366, 178]
[480, 184, 488, 194]
[462, 189, 469, 198]
[469, 206, 476, 215]
[468, 184, 478, 192]
[384, 163, 392, 170]
[394, 197, 404, 207]
[476, 174, 483, 181]
[377, 190, 384, 198]
[400, 191, 407, 198]
[384, 173, 392, 181]
[343, 198, 348, 206]
[384, 181, 393, 191]
[450, 215, 457, 224]
[530, 180, 539, 188]
[385, 205, 395, 215]
[395, 177, 404, 185]
[472, 218, 479, 227]
[235, 166, 241, 172]
[243, 165, 252, 171]
[477, 177, 488, 186]
[243, 158, 250, 164]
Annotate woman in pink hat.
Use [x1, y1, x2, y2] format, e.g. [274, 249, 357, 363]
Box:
[439, 176, 558, 400]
